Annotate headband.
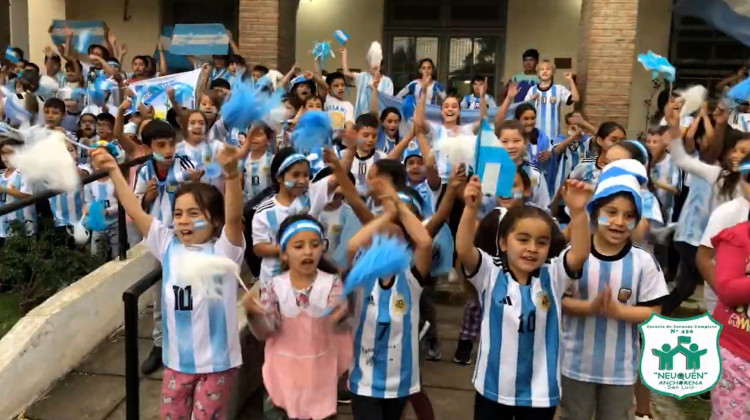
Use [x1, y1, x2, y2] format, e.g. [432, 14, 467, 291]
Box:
[276, 153, 307, 178]
[279, 220, 324, 251]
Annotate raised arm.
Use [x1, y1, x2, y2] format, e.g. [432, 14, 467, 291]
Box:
[369, 73, 381, 117]
[157, 41, 168, 76]
[560, 179, 592, 271]
[456, 175, 482, 273]
[114, 98, 137, 157]
[471, 78, 489, 134]
[347, 204, 397, 265]
[667, 101, 722, 183]
[339, 48, 358, 79]
[394, 194, 433, 278]
[494, 82, 518, 127]
[425, 164, 465, 236]
[565, 73, 580, 103]
[413, 80, 429, 131]
[386, 128, 414, 160]
[227, 30, 241, 56]
[414, 128, 441, 189]
[323, 147, 374, 224]
[279, 63, 298, 90]
[217, 140, 251, 246]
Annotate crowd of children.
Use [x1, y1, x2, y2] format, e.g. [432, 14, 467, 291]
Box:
[3, 21, 750, 420]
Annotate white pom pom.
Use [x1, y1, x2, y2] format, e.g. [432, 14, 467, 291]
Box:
[366, 42, 383, 68]
[68, 218, 90, 245]
[266, 69, 284, 90]
[10, 131, 80, 193]
[676, 85, 708, 118]
[174, 250, 246, 299]
[435, 135, 476, 167]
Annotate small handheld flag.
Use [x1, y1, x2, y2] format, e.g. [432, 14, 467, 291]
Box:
[474, 120, 516, 198]
[333, 29, 350, 46]
[4, 46, 20, 64]
[637, 51, 676, 83]
[312, 41, 335, 69]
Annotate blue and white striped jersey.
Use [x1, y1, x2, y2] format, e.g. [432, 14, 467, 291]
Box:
[243, 152, 274, 201]
[354, 72, 394, 117]
[553, 136, 591, 195]
[349, 268, 424, 398]
[427, 122, 475, 182]
[352, 150, 387, 196]
[568, 158, 601, 185]
[49, 164, 90, 228]
[146, 219, 245, 374]
[0, 169, 35, 237]
[133, 156, 194, 227]
[467, 249, 577, 407]
[561, 243, 668, 385]
[461, 94, 497, 110]
[650, 154, 681, 222]
[522, 163, 551, 209]
[524, 84, 572, 140]
[176, 139, 223, 187]
[396, 80, 446, 106]
[84, 178, 118, 226]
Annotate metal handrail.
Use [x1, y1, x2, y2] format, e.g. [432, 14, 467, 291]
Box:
[122, 268, 161, 420]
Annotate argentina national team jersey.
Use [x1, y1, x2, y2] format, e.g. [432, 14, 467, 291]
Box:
[354, 72, 394, 117]
[568, 158, 601, 185]
[522, 163, 551, 209]
[145, 219, 245, 374]
[0, 170, 36, 237]
[352, 150, 387, 196]
[674, 174, 712, 246]
[243, 152, 274, 201]
[524, 84, 572, 140]
[562, 243, 668, 385]
[349, 268, 424, 398]
[650, 155, 682, 222]
[553, 136, 591, 195]
[134, 156, 193, 227]
[84, 179, 118, 226]
[49, 164, 90, 228]
[466, 249, 578, 407]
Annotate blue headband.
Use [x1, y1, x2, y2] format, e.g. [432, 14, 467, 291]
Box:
[276, 153, 307, 178]
[279, 220, 324, 251]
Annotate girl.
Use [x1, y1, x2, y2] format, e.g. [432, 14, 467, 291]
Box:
[560, 160, 668, 420]
[176, 110, 223, 187]
[512, 100, 553, 177]
[568, 121, 626, 185]
[369, 78, 403, 154]
[396, 58, 446, 106]
[347, 181, 433, 420]
[251, 147, 338, 282]
[244, 214, 351, 420]
[495, 120, 551, 209]
[456, 174, 591, 419]
[552, 113, 593, 200]
[89, 140, 246, 420]
[242, 124, 275, 201]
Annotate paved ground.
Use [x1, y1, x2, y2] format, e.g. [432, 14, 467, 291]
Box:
[19, 282, 711, 420]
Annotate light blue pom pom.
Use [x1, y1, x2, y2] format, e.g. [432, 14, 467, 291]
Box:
[401, 95, 416, 121]
[220, 82, 283, 131]
[312, 41, 335, 69]
[290, 110, 333, 152]
[342, 234, 412, 298]
[637, 51, 675, 83]
[203, 162, 222, 179]
[728, 77, 750, 103]
[84, 201, 108, 232]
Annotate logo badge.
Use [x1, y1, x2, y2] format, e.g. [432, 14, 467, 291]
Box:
[639, 313, 722, 399]
[392, 293, 408, 316]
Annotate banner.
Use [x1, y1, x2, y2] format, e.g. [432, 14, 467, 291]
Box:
[170, 24, 229, 56]
[155, 26, 194, 72]
[50, 20, 106, 48]
[675, 0, 750, 48]
[129, 69, 202, 120]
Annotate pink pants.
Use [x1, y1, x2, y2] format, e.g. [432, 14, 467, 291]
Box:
[711, 346, 750, 419]
[160, 367, 237, 420]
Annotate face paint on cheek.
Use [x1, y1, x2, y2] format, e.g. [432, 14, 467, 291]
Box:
[284, 180, 296, 188]
[193, 219, 208, 230]
[597, 216, 610, 227]
[512, 190, 524, 200]
[152, 152, 166, 162]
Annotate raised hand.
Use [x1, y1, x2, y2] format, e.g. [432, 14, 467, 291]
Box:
[323, 147, 342, 170]
[464, 175, 482, 208]
[564, 72, 574, 82]
[561, 179, 594, 212]
[145, 178, 158, 202]
[449, 163, 467, 189]
[91, 148, 119, 173]
[506, 82, 519, 100]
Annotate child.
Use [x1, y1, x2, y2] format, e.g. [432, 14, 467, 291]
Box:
[495, 120, 551, 209]
[244, 214, 351, 419]
[0, 138, 35, 243]
[508, 49, 540, 103]
[90, 138, 246, 420]
[461, 76, 497, 110]
[340, 46, 395, 117]
[347, 182, 433, 420]
[552, 113, 592, 198]
[48, 141, 91, 244]
[318, 172, 357, 264]
[27, 98, 75, 144]
[351, 113, 388, 196]
[242, 124, 275, 201]
[367, 76, 403, 154]
[176, 110, 223, 187]
[84, 155, 119, 259]
[560, 160, 668, 420]
[523, 60, 579, 140]
[456, 174, 591, 419]
[252, 147, 338, 282]
[323, 71, 355, 132]
[396, 58, 446, 105]
[568, 122, 627, 185]
[646, 125, 681, 223]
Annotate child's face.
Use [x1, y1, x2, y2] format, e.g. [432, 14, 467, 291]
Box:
[357, 126, 378, 153]
[44, 107, 64, 127]
[441, 97, 460, 124]
[523, 56, 538, 72]
[213, 56, 228, 69]
[728, 139, 750, 172]
[597, 129, 626, 163]
[646, 133, 666, 157]
[46, 59, 61, 74]
[497, 173, 528, 209]
[282, 230, 324, 276]
[538, 62, 554, 81]
[499, 128, 526, 162]
[96, 120, 113, 139]
[279, 162, 310, 196]
[248, 127, 268, 152]
[330, 78, 346, 99]
[199, 95, 218, 119]
[65, 67, 80, 83]
[1, 145, 15, 168]
[151, 138, 176, 164]
[132, 58, 146, 76]
[305, 98, 323, 111]
[382, 112, 400, 136]
[472, 80, 484, 96]
[596, 196, 637, 246]
[79, 115, 96, 136]
[519, 110, 536, 133]
[566, 121, 580, 136]
[405, 156, 425, 184]
[295, 84, 312, 101]
[187, 113, 207, 139]
[173, 193, 215, 245]
[419, 61, 433, 78]
[603, 144, 631, 165]
[500, 217, 551, 276]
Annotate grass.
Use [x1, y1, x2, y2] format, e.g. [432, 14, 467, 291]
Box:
[0, 292, 22, 338]
[675, 395, 712, 420]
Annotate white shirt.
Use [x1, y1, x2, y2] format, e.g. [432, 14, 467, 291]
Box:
[352, 150, 388, 196]
[145, 219, 245, 374]
[427, 122, 475, 182]
[324, 95, 355, 131]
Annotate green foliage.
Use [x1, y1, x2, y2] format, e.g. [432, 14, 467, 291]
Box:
[0, 292, 21, 338]
[0, 219, 106, 314]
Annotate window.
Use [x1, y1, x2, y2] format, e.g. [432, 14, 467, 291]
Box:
[448, 37, 498, 98]
[162, 0, 238, 37]
[390, 36, 440, 94]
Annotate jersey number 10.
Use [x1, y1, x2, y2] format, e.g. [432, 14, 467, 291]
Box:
[518, 312, 536, 334]
[173, 285, 193, 311]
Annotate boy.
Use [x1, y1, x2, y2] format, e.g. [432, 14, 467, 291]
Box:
[242, 124, 275, 201]
[524, 59, 580, 140]
[84, 152, 119, 259]
[0, 138, 35, 244]
[350, 113, 387, 196]
[48, 141, 91, 246]
[647, 124, 681, 222]
[509, 49, 540, 103]
[27, 98, 76, 145]
[340, 47, 395, 116]
[552, 112, 592, 197]
[324, 71, 355, 132]
[461, 76, 497, 110]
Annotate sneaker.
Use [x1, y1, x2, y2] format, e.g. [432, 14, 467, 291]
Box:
[453, 339, 472, 365]
[337, 389, 353, 405]
[424, 340, 442, 361]
[141, 345, 163, 375]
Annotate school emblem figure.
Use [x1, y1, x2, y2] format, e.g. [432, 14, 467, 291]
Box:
[639, 313, 722, 399]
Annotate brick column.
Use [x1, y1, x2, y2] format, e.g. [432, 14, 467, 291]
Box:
[576, 0, 638, 128]
[238, 0, 298, 71]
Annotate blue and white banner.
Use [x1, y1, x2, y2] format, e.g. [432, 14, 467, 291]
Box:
[170, 24, 229, 56]
[129, 69, 202, 120]
[156, 26, 194, 72]
[50, 20, 106, 48]
[675, 0, 750, 48]
[376, 91, 518, 126]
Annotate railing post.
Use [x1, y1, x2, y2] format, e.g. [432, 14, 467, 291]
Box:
[123, 291, 140, 420]
[118, 202, 128, 260]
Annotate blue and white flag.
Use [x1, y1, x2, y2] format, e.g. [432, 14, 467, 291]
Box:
[474, 121, 516, 198]
[4, 46, 19, 64]
[675, 0, 750, 48]
[170, 24, 229, 56]
[50, 20, 106, 48]
[155, 26, 194, 72]
[129, 69, 202, 120]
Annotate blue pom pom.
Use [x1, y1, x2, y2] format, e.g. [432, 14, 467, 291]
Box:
[342, 234, 412, 298]
[312, 41, 335, 69]
[84, 201, 108, 232]
[220, 82, 283, 131]
[203, 162, 222, 179]
[401, 95, 416, 121]
[728, 77, 750, 103]
[637, 51, 675, 83]
[5, 47, 20, 64]
[291, 110, 333, 152]
[87, 73, 114, 107]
